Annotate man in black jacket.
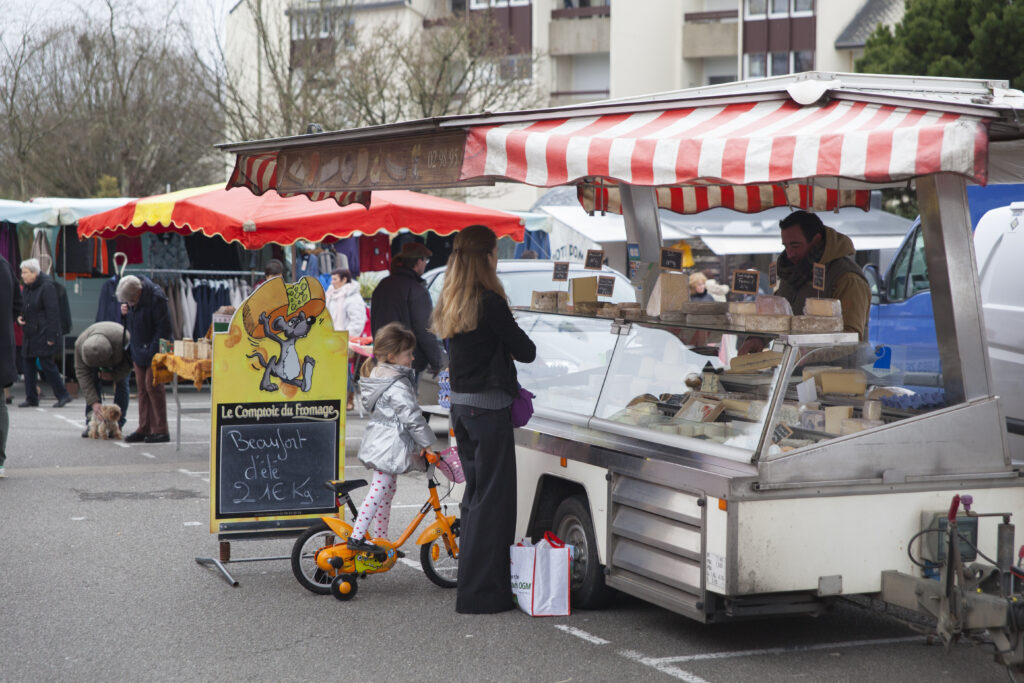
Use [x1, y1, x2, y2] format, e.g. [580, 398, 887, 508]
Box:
[370, 242, 443, 381]
[116, 275, 171, 443]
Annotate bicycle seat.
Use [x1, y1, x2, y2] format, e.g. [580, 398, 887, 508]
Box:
[325, 479, 368, 496]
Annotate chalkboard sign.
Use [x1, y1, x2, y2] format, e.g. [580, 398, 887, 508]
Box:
[732, 269, 760, 295]
[812, 263, 826, 292]
[215, 400, 341, 519]
[768, 261, 778, 288]
[660, 247, 684, 271]
[771, 422, 794, 444]
[552, 262, 570, 281]
[597, 275, 615, 297]
[584, 249, 604, 270]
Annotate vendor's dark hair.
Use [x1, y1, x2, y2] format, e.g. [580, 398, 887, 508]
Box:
[264, 259, 285, 276]
[361, 322, 416, 377]
[779, 210, 824, 242]
[331, 268, 352, 282]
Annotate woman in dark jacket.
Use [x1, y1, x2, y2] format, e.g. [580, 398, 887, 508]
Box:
[431, 225, 536, 614]
[17, 258, 71, 408]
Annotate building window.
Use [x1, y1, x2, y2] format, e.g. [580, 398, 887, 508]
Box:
[770, 51, 789, 76]
[745, 0, 767, 18]
[792, 0, 813, 13]
[746, 53, 767, 79]
[769, 0, 788, 15]
[470, 0, 530, 7]
[793, 50, 814, 72]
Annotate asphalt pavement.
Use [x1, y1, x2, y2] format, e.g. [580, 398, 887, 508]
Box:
[0, 383, 1013, 682]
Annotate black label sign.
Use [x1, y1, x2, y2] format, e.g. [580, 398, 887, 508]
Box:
[215, 400, 340, 518]
[552, 262, 570, 282]
[768, 261, 778, 288]
[772, 422, 794, 444]
[584, 249, 604, 270]
[597, 275, 615, 297]
[732, 269, 760, 295]
[660, 248, 684, 271]
[812, 263, 826, 292]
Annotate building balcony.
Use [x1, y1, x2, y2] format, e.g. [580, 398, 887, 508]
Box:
[682, 9, 738, 59]
[549, 9, 610, 56]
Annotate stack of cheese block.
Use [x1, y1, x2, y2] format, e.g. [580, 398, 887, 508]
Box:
[679, 300, 728, 327]
[726, 295, 792, 333]
[530, 290, 569, 313]
[645, 273, 690, 317]
[792, 298, 844, 333]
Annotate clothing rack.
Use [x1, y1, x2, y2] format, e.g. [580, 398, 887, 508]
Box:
[126, 267, 261, 283]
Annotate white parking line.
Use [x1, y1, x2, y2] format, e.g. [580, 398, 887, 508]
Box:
[140, 452, 155, 459]
[554, 625, 610, 645]
[618, 635, 923, 681]
[397, 557, 421, 571]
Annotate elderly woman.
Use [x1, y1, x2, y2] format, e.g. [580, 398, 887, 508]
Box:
[325, 268, 367, 411]
[17, 258, 72, 408]
[116, 275, 172, 443]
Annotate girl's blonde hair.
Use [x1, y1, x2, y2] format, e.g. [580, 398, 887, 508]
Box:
[361, 322, 416, 377]
[431, 225, 506, 339]
[689, 271, 707, 294]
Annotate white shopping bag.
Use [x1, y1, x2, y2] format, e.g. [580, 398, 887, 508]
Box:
[510, 532, 571, 617]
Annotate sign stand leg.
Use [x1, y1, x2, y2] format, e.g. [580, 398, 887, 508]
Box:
[195, 540, 294, 588]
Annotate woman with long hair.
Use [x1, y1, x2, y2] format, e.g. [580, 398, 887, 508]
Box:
[432, 225, 536, 614]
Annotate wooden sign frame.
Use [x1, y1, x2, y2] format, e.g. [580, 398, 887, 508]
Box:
[731, 269, 760, 295]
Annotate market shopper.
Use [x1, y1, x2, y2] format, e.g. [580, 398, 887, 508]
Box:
[689, 272, 715, 302]
[74, 322, 131, 438]
[116, 275, 171, 444]
[370, 242, 443, 383]
[346, 322, 434, 553]
[17, 258, 72, 408]
[0, 254, 22, 477]
[738, 210, 870, 355]
[326, 268, 367, 411]
[431, 225, 536, 614]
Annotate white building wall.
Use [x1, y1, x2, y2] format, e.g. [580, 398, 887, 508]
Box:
[814, 1, 865, 73]
[608, 0, 686, 97]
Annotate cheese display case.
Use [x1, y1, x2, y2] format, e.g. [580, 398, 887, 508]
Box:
[513, 307, 961, 464]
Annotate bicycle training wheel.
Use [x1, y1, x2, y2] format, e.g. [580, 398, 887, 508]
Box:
[420, 518, 460, 588]
[291, 521, 338, 595]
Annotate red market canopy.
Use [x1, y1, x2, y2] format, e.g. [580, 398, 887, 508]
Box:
[76, 184, 525, 248]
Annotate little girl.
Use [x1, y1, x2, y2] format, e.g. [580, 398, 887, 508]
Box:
[347, 322, 435, 552]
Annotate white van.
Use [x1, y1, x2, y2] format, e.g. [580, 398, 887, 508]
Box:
[974, 202, 1024, 461]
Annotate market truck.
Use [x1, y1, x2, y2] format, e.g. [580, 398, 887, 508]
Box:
[221, 72, 1024, 670]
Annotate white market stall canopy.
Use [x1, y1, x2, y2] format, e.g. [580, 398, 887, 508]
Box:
[0, 197, 135, 226]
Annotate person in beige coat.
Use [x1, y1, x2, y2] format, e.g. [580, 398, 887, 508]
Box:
[74, 321, 132, 438]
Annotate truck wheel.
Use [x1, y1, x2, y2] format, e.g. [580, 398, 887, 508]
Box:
[553, 495, 614, 609]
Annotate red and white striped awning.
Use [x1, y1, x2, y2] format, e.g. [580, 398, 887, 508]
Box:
[228, 151, 371, 208]
[460, 99, 990, 191]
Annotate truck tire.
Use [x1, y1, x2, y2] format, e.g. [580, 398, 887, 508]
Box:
[553, 495, 614, 609]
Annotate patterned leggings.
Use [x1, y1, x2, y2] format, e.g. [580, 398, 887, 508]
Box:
[351, 470, 397, 541]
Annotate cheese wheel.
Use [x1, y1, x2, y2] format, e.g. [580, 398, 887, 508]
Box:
[755, 295, 793, 315]
[791, 315, 843, 333]
[680, 301, 728, 314]
[804, 298, 842, 317]
[743, 314, 791, 333]
[728, 301, 756, 314]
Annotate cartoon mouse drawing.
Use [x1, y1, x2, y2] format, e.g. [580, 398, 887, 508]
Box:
[247, 310, 317, 392]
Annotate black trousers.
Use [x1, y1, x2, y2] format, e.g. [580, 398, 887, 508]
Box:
[450, 403, 517, 614]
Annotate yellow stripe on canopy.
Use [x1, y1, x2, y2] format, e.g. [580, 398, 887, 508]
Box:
[130, 184, 222, 227]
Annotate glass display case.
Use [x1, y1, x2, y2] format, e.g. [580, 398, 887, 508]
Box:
[513, 309, 963, 464]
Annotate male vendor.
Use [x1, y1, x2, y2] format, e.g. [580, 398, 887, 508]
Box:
[738, 210, 870, 355]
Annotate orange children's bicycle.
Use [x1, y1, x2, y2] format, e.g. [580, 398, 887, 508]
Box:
[290, 449, 461, 601]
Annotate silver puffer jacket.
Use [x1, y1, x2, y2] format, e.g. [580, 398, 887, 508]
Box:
[357, 363, 433, 474]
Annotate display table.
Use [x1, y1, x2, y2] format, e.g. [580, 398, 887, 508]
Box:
[152, 353, 212, 451]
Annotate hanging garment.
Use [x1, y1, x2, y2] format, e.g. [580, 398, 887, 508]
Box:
[149, 234, 190, 271]
[31, 230, 54, 274]
[326, 237, 360, 276]
[95, 276, 122, 323]
[114, 236, 144, 264]
[179, 278, 197, 339]
[0, 222, 21, 265]
[164, 280, 182, 340]
[425, 232, 457, 270]
[54, 225, 93, 278]
[185, 234, 242, 271]
[359, 234, 391, 272]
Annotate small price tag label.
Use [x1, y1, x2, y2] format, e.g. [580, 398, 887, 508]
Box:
[731, 269, 759, 295]
[597, 275, 615, 297]
[659, 247, 684, 271]
[552, 262, 570, 282]
[584, 250, 604, 270]
[768, 261, 778, 288]
[772, 422, 794, 444]
[812, 263, 826, 293]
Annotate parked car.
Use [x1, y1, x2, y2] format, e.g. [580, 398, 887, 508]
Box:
[423, 259, 637, 308]
[864, 200, 1024, 459]
[416, 259, 636, 409]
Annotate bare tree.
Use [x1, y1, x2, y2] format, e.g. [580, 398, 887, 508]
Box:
[0, 0, 223, 199]
[198, 1, 544, 141]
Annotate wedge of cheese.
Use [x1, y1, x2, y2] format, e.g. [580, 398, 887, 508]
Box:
[744, 314, 791, 333]
[680, 301, 728, 314]
[804, 298, 842, 317]
[825, 405, 854, 434]
[728, 350, 784, 373]
[755, 295, 793, 316]
[728, 301, 756, 315]
[819, 370, 867, 396]
[645, 272, 690, 317]
[686, 313, 728, 327]
[791, 315, 843, 333]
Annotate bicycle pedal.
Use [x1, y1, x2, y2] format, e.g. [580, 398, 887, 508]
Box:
[394, 549, 406, 559]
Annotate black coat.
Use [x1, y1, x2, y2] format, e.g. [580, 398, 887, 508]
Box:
[370, 266, 443, 373]
[21, 273, 61, 359]
[0, 255, 22, 387]
[448, 290, 536, 396]
[125, 276, 171, 368]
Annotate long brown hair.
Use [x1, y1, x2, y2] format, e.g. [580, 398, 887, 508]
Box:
[360, 322, 416, 377]
[431, 225, 506, 338]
